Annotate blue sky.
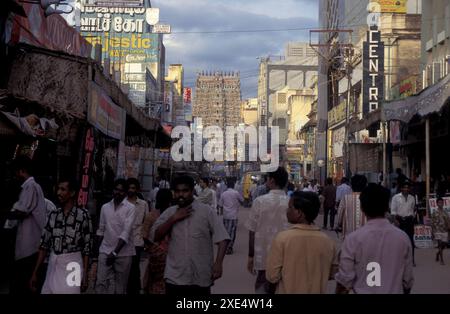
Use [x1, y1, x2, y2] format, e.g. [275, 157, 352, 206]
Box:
[151, 0, 319, 98]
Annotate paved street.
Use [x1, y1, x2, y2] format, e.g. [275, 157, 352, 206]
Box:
[212, 206, 450, 294]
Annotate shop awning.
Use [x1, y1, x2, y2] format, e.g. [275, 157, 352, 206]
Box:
[349, 74, 450, 133]
[382, 74, 450, 123]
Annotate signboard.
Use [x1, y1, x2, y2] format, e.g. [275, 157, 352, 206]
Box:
[79, 5, 160, 63]
[413, 225, 434, 249]
[85, 0, 144, 7]
[429, 197, 450, 215]
[328, 100, 354, 126]
[375, 0, 407, 13]
[77, 127, 95, 209]
[124, 73, 145, 81]
[332, 127, 345, 158]
[363, 26, 385, 116]
[183, 88, 192, 104]
[88, 83, 126, 140]
[399, 76, 417, 98]
[152, 24, 171, 34]
[10, 3, 91, 58]
[145, 8, 160, 25]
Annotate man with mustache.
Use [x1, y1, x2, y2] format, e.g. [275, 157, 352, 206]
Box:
[151, 175, 230, 295]
[30, 179, 93, 294]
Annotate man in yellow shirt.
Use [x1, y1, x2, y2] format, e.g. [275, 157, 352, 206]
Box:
[266, 191, 338, 294]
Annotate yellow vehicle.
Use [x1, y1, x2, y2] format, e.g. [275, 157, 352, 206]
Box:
[242, 171, 262, 203]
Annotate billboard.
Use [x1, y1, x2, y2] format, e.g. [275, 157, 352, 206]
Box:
[88, 82, 126, 140]
[84, 0, 144, 7]
[375, 0, 407, 13]
[363, 26, 385, 116]
[79, 5, 159, 63]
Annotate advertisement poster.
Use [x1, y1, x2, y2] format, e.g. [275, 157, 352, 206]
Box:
[429, 197, 450, 215]
[413, 225, 434, 249]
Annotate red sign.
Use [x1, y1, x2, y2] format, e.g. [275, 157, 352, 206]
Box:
[183, 87, 192, 104]
[10, 4, 91, 58]
[77, 128, 95, 209]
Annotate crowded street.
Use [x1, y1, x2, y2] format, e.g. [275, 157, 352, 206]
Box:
[1, 0, 450, 301]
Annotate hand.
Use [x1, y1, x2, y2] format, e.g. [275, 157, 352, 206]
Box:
[106, 252, 116, 266]
[29, 273, 38, 293]
[247, 257, 256, 275]
[81, 274, 89, 293]
[211, 262, 223, 281]
[172, 206, 193, 222]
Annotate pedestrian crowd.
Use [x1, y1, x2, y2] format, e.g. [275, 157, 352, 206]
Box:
[3, 155, 450, 294]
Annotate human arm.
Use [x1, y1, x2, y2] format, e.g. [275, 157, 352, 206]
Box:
[402, 239, 414, 294]
[152, 206, 191, 242]
[212, 240, 229, 281]
[29, 249, 47, 292]
[334, 237, 356, 294]
[245, 200, 259, 275]
[265, 235, 283, 284]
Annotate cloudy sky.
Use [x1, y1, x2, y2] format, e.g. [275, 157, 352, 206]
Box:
[151, 0, 319, 99]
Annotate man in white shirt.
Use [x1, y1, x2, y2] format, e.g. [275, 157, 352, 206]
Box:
[126, 178, 149, 294]
[245, 167, 290, 294]
[196, 177, 214, 207]
[219, 178, 244, 255]
[6, 156, 46, 294]
[96, 179, 136, 294]
[391, 182, 417, 266]
[336, 177, 352, 208]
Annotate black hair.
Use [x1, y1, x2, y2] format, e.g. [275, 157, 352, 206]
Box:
[58, 177, 79, 192]
[351, 174, 368, 193]
[287, 182, 295, 191]
[226, 177, 235, 189]
[400, 182, 410, 188]
[341, 177, 349, 184]
[326, 177, 333, 185]
[200, 177, 210, 185]
[267, 167, 289, 189]
[12, 155, 33, 175]
[172, 175, 195, 191]
[126, 178, 141, 190]
[155, 188, 173, 213]
[291, 191, 320, 223]
[114, 178, 128, 191]
[359, 183, 390, 218]
[437, 197, 444, 203]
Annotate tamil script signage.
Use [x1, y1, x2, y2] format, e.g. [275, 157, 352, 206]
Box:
[79, 5, 159, 63]
[375, 0, 407, 13]
[88, 83, 126, 140]
[77, 127, 95, 209]
[363, 26, 385, 116]
[152, 24, 171, 34]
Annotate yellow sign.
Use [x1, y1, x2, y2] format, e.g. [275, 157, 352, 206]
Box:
[328, 101, 355, 126]
[376, 0, 407, 13]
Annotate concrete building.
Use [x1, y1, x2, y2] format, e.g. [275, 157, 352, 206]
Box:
[241, 98, 258, 127]
[318, 0, 422, 182]
[165, 64, 184, 126]
[193, 71, 241, 129]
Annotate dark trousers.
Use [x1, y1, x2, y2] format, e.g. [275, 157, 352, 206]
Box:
[127, 246, 143, 294]
[323, 206, 336, 229]
[397, 216, 415, 263]
[165, 282, 211, 295]
[10, 253, 45, 294]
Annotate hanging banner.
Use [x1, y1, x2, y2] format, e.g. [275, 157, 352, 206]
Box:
[390, 120, 401, 144]
[77, 127, 95, 209]
[363, 26, 385, 116]
[88, 82, 126, 140]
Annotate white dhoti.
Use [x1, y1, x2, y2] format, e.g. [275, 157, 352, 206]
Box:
[41, 251, 83, 294]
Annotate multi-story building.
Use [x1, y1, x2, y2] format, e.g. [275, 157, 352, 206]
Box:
[241, 98, 258, 127]
[318, 0, 422, 182]
[193, 71, 241, 129]
[165, 64, 184, 126]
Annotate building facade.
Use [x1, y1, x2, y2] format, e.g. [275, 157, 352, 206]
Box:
[193, 71, 241, 129]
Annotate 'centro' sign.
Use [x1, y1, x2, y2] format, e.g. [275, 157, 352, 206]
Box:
[363, 25, 385, 116]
